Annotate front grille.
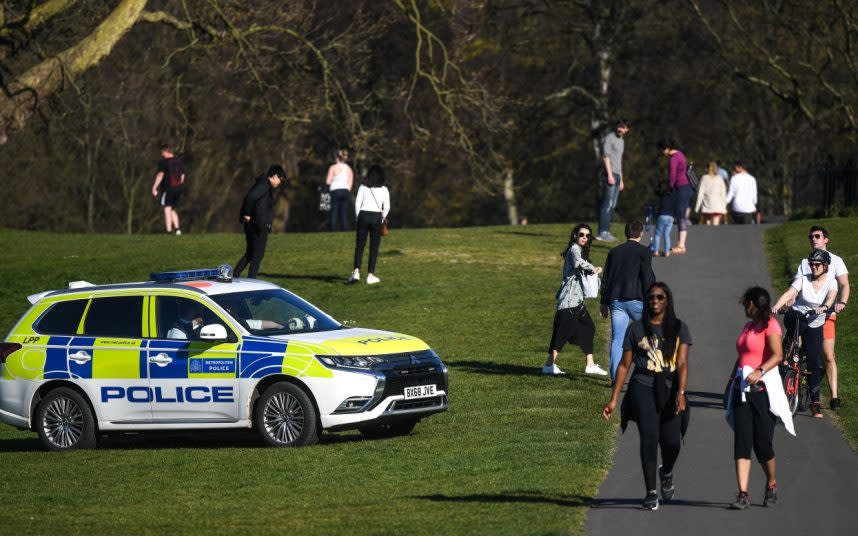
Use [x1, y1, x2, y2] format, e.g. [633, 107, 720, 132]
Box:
[381, 365, 446, 399]
[387, 395, 447, 412]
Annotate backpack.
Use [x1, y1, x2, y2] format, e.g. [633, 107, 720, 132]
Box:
[686, 161, 700, 191]
[166, 157, 184, 189]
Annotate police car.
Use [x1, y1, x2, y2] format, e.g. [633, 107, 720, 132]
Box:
[0, 266, 448, 450]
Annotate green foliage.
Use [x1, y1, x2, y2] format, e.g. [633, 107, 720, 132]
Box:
[0, 224, 620, 535]
[765, 218, 858, 448]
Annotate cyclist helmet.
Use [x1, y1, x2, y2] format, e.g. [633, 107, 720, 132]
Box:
[807, 249, 831, 265]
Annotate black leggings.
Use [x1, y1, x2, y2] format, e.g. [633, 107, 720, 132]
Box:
[548, 307, 595, 354]
[627, 379, 683, 492]
[353, 210, 383, 273]
[733, 390, 776, 461]
[784, 311, 824, 404]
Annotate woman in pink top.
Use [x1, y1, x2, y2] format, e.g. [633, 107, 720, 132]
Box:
[657, 139, 692, 254]
[728, 287, 783, 510]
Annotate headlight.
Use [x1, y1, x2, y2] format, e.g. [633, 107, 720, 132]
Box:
[316, 355, 386, 369]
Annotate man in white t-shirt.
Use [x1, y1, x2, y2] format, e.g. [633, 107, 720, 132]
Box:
[793, 225, 850, 410]
[725, 161, 757, 224]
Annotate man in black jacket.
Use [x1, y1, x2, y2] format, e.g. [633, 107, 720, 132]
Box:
[235, 165, 285, 278]
[599, 220, 656, 381]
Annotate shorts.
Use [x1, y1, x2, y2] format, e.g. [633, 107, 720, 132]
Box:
[823, 314, 836, 340]
[160, 189, 182, 208]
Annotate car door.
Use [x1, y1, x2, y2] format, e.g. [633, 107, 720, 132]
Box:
[148, 295, 239, 422]
[77, 294, 151, 423]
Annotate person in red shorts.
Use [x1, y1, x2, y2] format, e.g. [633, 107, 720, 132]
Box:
[793, 226, 850, 410]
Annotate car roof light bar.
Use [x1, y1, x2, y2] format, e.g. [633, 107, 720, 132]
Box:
[150, 264, 233, 283]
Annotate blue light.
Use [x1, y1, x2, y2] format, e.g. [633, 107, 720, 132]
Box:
[150, 268, 230, 282]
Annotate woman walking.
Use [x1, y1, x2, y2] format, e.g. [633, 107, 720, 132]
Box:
[725, 287, 795, 510]
[349, 165, 390, 285]
[326, 148, 354, 231]
[543, 224, 606, 376]
[694, 161, 728, 225]
[657, 139, 692, 254]
[602, 282, 691, 510]
[771, 249, 838, 417]
[651, 180, 675, 257]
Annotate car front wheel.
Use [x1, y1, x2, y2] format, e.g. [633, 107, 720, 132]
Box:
[36, 387, 97, 451]
[255, 382, 319, 447]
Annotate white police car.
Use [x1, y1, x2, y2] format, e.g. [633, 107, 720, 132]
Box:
[0, 266, 448, 450]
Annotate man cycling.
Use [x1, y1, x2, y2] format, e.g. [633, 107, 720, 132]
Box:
[793, 226, 849, 410]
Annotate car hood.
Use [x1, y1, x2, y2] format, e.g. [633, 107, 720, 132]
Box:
[267, 327, 431, 356]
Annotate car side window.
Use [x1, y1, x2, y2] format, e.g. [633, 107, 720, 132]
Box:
[35, 299, 88, 335]
[156, 296, 227, 341]
[83, 296, 144, 339]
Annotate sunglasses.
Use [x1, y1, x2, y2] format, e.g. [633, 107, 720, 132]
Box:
[577, 232, 591, 238]
[647, 294, 667, 301]
[808, 233, 825, 239]
[810, 262, 824, 268]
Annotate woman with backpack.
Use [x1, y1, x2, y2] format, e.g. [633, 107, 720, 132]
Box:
[657, 139, 691, 254]
[542, 224, 606, 376]
[602, 281, 691, 510]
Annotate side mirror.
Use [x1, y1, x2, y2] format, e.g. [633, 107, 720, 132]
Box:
[199, 323, 228, 341]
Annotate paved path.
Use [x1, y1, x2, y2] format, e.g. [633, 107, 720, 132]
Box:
[585, 224, 858, 535]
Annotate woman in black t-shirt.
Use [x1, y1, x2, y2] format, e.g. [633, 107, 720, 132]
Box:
[602, 281, 692, 511]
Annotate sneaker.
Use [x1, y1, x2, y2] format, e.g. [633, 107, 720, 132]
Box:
[659, 466, 675, 501]
[585, 364, 608, 376]
[764, 483, 777, 507]
[730, 491, 751, 510]
[348, 270, 360, 284]
[831, 398, 842, 410]
[175, 229, 182, 236]
[642, 491, 659, 510]
[540, 364, 567, 376]
[595, 231, 616, 242]
[812, 402, 823, 418]
[366, 274, 381, 285]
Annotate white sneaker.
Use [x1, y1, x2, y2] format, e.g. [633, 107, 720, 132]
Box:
[541, 364, 566, 375]
[366, 274, 381, 285]
[585, 364, 609, 376]
[348, 270, 360, 283]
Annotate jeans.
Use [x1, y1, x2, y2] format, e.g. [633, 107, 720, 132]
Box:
[599, 173, 621, 235]
[329, 189, 351, 231]
[234, 223, 269, 279]
[610, 299, 644, 380]
[651, 215, 674, 254]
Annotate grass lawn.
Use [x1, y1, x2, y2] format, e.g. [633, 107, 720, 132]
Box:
[0, 224, 619, 535]
[765, 218, 858, 449]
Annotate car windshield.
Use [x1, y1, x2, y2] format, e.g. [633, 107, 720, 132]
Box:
[211, 289, 341, 336]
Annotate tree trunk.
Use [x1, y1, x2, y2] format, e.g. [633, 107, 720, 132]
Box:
[503, 168, 519, 225]
[0, 0, 148, 144]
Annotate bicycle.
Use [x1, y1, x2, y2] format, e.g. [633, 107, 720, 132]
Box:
[778, 310, 810, 415]
[777, 308, 830, 415]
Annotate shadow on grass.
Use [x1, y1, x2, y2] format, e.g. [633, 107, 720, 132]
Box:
[495, 230, 556, 238]
[0, 430, 368, 452]
[446, 360, 611, 386]
[257, 272, 344, 283]
[417, 490, 591, 508]
[590, 497, 728, 509]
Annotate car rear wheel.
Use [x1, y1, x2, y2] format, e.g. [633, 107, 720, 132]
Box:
[255, 382, 319, 447]
[36, 387, 96, 451]
[359, 419, 418, 439]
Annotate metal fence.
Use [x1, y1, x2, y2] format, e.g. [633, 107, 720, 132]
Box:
[792, 163, 858, 216]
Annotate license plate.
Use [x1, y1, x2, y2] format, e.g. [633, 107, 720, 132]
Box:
[403, 384, 436, 400]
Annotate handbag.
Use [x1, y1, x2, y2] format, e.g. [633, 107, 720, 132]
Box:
[318, 185, 331, 212]
[381, 218, 389, 236]
[580, 270, 600, 299]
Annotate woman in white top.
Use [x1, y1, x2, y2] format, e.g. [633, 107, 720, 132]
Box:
[325, 148, 354, 232]
[694, 161, 728, 225]
[350, 165, 390, 284]
[771, 249, 838, 417]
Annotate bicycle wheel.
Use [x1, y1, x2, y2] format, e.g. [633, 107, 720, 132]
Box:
[798, 362, 810, 412]
[783, 366, 800, 415]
